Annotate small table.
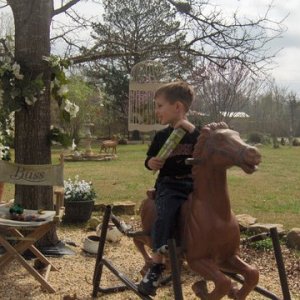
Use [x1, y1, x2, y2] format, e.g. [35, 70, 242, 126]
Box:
[0, 207, 58, 293]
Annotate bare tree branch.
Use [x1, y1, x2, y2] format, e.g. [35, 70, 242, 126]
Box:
[52, 0, 81, 17]
[71, 51, 137, 64]
[0, 37, 13, 59]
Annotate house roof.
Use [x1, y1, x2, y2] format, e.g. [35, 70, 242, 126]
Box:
[188, 110, 209, 117]
[219, 111, 250, 118]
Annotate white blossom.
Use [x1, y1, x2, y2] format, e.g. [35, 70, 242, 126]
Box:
[63, 175, 96, 202]
[57, 84, 69, 97]
[12, 62, 24, 80]
[0, 144, 10, 161]
[25, 96, 38, 106]
[64, 99, 79, 119]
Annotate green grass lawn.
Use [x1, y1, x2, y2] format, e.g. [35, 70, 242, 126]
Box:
[228, 145, 300, 229]
[3, 144, 300, 229]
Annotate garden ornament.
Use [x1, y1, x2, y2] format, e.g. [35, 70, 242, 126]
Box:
[96, 222, 123, 243]
[134, 122, 262, 299]
[100, 139, 118, 154]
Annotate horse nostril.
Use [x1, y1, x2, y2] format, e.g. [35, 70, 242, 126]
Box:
[245, 147, 261, 164]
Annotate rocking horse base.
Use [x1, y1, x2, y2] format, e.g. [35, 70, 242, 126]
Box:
[92, 206, 289, 300]
[92, 205, 184, 300]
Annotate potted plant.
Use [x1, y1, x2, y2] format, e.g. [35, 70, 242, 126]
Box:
[63, 175, 96, 223]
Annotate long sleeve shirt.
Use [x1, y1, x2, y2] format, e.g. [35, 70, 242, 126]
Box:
[145, 126, 200, 178]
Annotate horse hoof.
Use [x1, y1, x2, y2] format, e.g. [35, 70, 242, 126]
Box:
[192, 280, 208, 299]
[228, 282, 239, 299]
[140, 261, 154, 276]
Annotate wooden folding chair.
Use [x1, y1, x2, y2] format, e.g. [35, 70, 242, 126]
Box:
[0, 157, 64, 293]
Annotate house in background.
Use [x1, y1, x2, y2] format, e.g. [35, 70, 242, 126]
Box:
[219, 111, 252, 133]
[188, 110, 253, 134]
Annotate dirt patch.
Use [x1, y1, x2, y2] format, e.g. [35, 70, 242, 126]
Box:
[0, 225, 299, 300]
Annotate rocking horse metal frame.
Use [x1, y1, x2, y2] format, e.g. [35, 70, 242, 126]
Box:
[92, 123, 292, 299]
[92, 206, 290, 300]
[92, 204, 191, 300]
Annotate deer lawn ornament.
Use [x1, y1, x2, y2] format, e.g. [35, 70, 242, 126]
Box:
[100, 136, 118, 154]
[134, 122, 261, 299]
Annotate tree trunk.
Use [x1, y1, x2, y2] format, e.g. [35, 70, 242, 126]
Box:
[9, 0, 59, 245]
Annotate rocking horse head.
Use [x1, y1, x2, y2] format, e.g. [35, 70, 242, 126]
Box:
[187, 122, 261, 173]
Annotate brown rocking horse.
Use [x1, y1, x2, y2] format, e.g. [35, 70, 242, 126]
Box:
[133, 122, 262, 299]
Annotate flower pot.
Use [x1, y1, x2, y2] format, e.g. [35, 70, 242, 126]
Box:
[96, 223, 123, 243]
[83, 235, 100, 254]
[63, 200, 94, 223]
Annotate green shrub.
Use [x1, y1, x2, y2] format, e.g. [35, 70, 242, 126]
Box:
[247, 132, 271, 145]
[118, 137, 128, 145]
[247, 238, 274, 251]
[247, 132, 263, 144]
[292, 138, 300, 146]
[280, 137, 286, 146]
[131, 130, 141, 140]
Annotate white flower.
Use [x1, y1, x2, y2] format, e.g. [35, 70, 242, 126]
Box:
[25, 96, 38, 106]
[57, 84, 69, 97]
[0, 144, 10, 161]
[64, 175, 96, 202]
[12, 62, 24, 80]
[64, 99, 79, 119]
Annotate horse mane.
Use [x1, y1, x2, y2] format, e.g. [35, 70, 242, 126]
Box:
[193, 122, 229, 158]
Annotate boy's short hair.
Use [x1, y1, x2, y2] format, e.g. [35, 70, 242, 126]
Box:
[154, 81, 194, 111]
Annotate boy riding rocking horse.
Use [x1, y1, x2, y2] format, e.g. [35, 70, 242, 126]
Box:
[138, 81, 199, 296]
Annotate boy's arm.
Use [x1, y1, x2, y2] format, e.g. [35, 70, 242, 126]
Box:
[145, 133, 160, 170]
[145, 156, 153, 170]
[174, 119, 195, 133]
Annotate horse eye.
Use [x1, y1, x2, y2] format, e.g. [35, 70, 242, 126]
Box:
[215, 133, 224, 141]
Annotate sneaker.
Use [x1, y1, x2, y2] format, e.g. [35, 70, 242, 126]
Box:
[137, 263, 165, 296]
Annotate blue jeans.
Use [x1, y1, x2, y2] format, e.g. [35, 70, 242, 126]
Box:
[151, 176, 193, 252]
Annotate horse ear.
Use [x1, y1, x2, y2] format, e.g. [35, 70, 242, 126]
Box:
[201, 126, 211, 137]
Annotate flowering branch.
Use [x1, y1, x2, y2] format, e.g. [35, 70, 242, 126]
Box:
[0, 55, 79, 119]
[0, 55, 80, 150]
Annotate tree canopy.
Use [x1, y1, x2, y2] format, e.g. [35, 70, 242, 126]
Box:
[0, 0, 288, 215]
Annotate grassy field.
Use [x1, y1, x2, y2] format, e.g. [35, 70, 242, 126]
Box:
[3, 143, 300, 230]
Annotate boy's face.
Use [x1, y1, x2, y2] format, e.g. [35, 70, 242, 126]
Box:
[154, 95, 184, 126]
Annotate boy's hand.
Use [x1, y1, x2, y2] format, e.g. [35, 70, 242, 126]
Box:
[174, 119, 195, 133]
[148, 157, 165, 170]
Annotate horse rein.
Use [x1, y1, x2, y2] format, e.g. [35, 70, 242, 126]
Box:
[186, 141, 249, 166]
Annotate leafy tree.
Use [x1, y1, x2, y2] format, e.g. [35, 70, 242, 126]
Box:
[0, 0, 284, 246]
[81, 0, 284, 133]
[60, 75, 97, 144]
[85, 0, 189, 131]
[286, 92, 300, 137]
[73, 0, 285, 73]
[88, 0, 188, 73]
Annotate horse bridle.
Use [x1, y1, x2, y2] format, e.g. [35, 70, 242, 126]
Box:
[186, 140, 248, 166]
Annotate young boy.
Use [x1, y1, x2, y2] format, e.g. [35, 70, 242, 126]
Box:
[138, 81, 200, 296]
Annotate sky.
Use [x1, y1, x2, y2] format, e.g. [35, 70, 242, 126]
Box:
[2, 0, 300, 96]
[211, 0, 300, 95]
[52, 0, 300, 96]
